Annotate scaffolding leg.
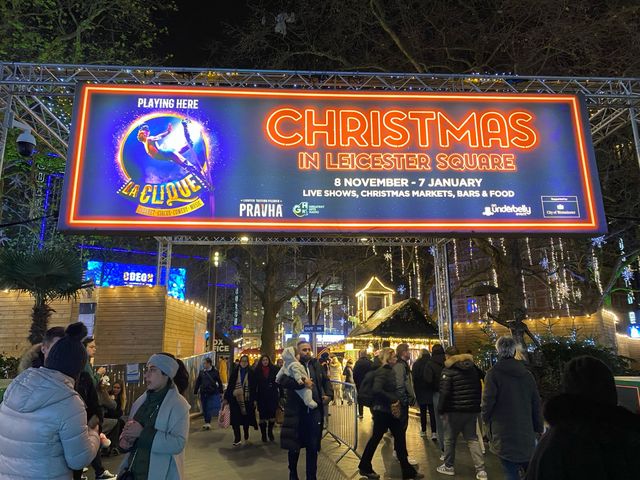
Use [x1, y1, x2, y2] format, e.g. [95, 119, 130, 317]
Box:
[0, 92, 13, 183]
[155, 236, 173, 287]
[630, 108, 640, 171]
[434, 240, 454, 346]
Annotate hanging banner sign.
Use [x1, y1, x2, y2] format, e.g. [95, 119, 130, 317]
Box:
[58, 84, 605, 234]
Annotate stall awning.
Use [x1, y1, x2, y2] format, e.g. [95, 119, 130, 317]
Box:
[348, 298, 438, 338]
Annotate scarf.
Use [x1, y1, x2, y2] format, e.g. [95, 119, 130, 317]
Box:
[130, 383, 170, 479]
[233, 367, 250, 415]
[261, 365, 270, 378]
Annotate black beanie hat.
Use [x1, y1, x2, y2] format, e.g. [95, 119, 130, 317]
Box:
[562, 355, 617, 406]
[45, 322, 88, 379]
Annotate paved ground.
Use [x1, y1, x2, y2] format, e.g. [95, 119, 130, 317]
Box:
[93, 405, 503, 479]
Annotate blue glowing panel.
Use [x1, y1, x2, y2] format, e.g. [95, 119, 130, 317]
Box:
[86, 260, 186, 299]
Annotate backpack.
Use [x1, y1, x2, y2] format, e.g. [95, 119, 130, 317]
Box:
[357, 370, 377, 407]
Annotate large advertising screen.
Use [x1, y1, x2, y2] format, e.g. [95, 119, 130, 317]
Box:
[85, 260, 186, 299]
[59, 84, 605, 234]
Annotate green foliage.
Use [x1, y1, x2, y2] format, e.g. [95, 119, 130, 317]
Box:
[475, 328, 636, 400]
[0, 247, 92, 305]
[0, 353, 19, 379]
[219, 0, 640, 76]
[532, 332, 635, 400]
[0, 247, 92, 343]
[0, 0, 176, 64]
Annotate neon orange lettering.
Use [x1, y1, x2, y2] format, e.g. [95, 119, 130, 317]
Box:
[265, 108, 303, 146]
[408, 111, 437, 147]
[479, 112, 510, 148]
[438, 112, 479, 148]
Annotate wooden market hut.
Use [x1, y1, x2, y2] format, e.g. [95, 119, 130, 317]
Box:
[332, 298, 439, 362]
[0, 286, 208, 365]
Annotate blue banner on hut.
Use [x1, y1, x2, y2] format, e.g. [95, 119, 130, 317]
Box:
[349, 298, 438, 338]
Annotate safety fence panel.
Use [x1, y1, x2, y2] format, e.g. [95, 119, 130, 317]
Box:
[324, 380, 361, 462]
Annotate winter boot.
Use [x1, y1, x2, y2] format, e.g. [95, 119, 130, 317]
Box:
[268, 420, 275, 441]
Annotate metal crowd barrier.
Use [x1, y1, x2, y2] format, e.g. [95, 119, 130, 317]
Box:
[102, 351, 215, 415]
[324, 380, 361, 462]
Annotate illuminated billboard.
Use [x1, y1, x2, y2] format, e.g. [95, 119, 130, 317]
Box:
[59, 84, 605, 234]
[85, 260, 186, 299]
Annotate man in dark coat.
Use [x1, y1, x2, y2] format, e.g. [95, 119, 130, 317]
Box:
[393, 343, 418, 467]
[194, 357, 224, 430]
[526, 355, 640, 480]
[482, 336, 543, 480]
[425, 343, 445, 446]
[353, 349, 374, 418]
[437, 346, 487, 479]
[278, 340, 333, 480]
[411, 349, 432, 438]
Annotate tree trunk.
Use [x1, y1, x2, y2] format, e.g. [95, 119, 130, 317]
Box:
[260, 303, 277, 361]
[259, 247, 280, 361]
[29, 301, 53, 345]
[495, 239, 527, 323]
[475, 238, 534, 352]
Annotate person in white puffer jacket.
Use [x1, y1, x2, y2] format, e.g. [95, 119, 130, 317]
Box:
[0, 322, 100, 480]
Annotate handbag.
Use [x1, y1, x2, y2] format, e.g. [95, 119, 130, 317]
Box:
[116, 449, 137, 480]
[218, 403, 231, 429]
[275, 406, 285, 425]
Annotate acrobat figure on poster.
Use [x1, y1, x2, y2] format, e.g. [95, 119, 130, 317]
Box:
[137, 119, 213, 190]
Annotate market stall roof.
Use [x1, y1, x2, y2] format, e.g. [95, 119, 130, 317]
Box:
[348, 298, 438, 338]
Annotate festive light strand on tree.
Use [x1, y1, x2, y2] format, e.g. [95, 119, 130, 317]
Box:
[415, 246, 422, 300]
[525, 237, 533, 266]
[591, 248, 603, 294]
[385, 248, 393, 282]
[557, 237, 571, 315]
[401, 247, 406, 275]
[540, 246, 556, 310]
[550, 238, 563, 309]
[491, 267, 500, 312]
[452, 239, 460, 281]
[622, 264, 635, 304]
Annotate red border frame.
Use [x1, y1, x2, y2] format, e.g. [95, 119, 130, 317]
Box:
[63, 84, 601, 233]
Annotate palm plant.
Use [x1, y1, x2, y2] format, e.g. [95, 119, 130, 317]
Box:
[0, 248, 92, 344]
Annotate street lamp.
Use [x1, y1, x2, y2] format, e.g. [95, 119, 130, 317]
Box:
[211, 251, 220, 356]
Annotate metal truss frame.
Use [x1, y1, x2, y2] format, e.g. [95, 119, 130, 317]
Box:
[154, 236, 172, 287]
[1, 62, 640, 159]
[433, 242, 454, 346]
[168, 235, 440, 247]
[2, 63, 640, 342]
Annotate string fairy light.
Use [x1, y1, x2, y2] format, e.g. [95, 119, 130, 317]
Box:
[452, 239, 460, 281]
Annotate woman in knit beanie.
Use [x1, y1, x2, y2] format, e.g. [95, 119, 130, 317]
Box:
[118, 353, 190, 480]
[0, 322, 100, 479]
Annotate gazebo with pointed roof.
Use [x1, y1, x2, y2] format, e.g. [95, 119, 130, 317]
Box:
[356, 276, 395, 324]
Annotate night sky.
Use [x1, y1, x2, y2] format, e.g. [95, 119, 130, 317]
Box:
[160, 0, 249, 67]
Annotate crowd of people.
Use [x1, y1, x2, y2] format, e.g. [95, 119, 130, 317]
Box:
[1, 329, 639, 480]
[354, 336, 640, 480]
[0, 324, 190, 480]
